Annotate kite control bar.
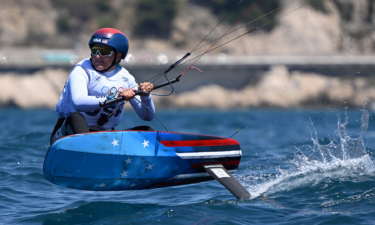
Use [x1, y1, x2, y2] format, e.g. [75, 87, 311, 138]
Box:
[99, 75, 182, 107]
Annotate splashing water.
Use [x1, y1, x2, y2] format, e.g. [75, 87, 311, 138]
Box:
[243, 109, 375, 199]
[302, 109, 374, 171]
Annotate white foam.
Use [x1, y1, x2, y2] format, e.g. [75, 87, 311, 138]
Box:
[241, 109, 375, 199]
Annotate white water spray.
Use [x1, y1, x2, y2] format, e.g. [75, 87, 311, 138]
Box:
[245, 109, 375, 199]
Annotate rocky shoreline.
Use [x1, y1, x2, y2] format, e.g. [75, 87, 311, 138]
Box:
[1, 0, 375, 111]
[155, 66, 372, 109]
[0, 66, 373, 110]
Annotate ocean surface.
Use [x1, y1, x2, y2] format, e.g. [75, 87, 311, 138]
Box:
[1, 107, 375, 224]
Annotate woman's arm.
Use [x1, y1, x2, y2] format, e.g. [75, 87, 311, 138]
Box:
[69, 67, 102, 112]
[129, 94, 155, 121]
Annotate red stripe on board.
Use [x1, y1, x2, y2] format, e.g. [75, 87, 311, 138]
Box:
[159, 139, 239, 147]
[189, 160, 240, 169]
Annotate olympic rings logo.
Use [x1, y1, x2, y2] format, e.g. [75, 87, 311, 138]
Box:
[101, 86, 124, 98]
[101, 87, 124, 107]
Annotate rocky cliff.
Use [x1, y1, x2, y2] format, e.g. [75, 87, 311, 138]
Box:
[158, 66, 372, 109]
[1, 0, 375, 110]
[1, 67, 372, 109]
[1, 0, 375, 55]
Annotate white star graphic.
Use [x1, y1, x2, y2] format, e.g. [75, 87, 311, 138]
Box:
[99, 183, 106, 188]
[131, 183, 136, 187]
[142, 140, 149, 148]
[112, 139, 119, 147]
[120, 171, 128, 177]
[146, 164, 153, 170]
[125, 157, 132, 164]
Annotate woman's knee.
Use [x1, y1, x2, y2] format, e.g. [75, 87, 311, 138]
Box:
[65, 112, 89, 134]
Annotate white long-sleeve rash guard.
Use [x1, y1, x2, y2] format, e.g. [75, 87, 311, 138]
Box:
[55, 59, 155, 129]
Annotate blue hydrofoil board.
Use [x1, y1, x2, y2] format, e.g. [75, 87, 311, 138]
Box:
[43, 130, 250, 199]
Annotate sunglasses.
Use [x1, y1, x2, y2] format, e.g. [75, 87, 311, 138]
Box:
[91, 46, 114, 57]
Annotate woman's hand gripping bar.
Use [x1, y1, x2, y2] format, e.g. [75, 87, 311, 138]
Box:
[99, 75, 182, 108]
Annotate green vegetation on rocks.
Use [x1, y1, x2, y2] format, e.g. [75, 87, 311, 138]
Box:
[133, 0, 180, 39]
[305, 0, 329, 14]
[51, 0, 115, 33]
[189, 0, 281, 31]
[1, 0, 375, 53]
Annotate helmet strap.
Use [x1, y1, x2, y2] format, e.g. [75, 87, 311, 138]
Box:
[90, 50, 120, 73]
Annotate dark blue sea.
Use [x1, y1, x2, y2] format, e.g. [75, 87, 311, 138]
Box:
[1, 108, 375, 224]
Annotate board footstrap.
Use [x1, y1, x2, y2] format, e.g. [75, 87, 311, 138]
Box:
[203, 164, 250, 200]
